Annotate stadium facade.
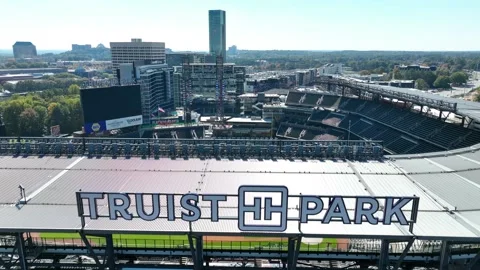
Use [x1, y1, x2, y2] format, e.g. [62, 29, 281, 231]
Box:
[0, 136, 480, 270]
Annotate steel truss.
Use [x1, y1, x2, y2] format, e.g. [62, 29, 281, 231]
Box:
[0, 137, 384, 160]
[316, 78, 458, 113]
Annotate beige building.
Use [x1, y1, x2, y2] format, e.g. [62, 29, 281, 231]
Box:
[110, 38, 166, 70]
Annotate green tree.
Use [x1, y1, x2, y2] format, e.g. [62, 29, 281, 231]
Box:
[449, 71, 468, 86]
[433, 76, 451, 89]
[415, 79, 429, 90]
[67, 84, 81, 95]
[19, 108, 43, 136]
[2, 100, 26, 135]
[359, 70, 371, 75]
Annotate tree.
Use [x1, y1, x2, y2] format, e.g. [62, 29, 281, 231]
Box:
[415, 79, 429, 90]
[67, 84, 81, 95]
[2, 100, 26, 135]
[19, 108, 43, 136]
[359, 70, 371, 76]
[450, 72, 468, 86]
[433, 76, 451, 89]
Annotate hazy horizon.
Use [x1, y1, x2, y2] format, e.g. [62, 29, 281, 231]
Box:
[2, 0, 480, 52]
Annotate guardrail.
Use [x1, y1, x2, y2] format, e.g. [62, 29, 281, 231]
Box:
[1, 237, 478, 255]
[0, 137, 384, 160]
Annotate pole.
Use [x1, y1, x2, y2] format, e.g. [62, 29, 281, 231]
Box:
[348, 120, 351, 144]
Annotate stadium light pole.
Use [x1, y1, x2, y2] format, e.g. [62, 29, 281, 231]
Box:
[348, 120, 351, 145]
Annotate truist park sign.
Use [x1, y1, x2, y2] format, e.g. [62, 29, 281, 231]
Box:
[76, 186, 419, 232]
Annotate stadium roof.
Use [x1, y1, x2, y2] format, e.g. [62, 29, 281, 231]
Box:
[358, 83, 480, 121]
[1, 143, 480, 241]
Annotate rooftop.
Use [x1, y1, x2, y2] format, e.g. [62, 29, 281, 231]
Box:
[0, 141, 479, 240]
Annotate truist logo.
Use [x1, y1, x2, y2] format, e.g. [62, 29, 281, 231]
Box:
[77, 185, 419, 232]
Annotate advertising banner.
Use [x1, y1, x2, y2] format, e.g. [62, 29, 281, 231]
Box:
[84, 121, 107, 134]
[84, 115, 142, 134]
[105, 115, 143, 130]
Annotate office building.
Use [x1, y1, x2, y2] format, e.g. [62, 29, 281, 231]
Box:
[227, 45, 237, 56]
[12, 42, 37, 59]
[209, 10, 226, 59]
[320, 64, 343, 75]
[118, 61, 174, 124]
[110, 38, 166, 71]
[296, 69, 316, 86]
[166, 53, 206, 68]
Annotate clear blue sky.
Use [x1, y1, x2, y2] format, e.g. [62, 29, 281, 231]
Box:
[2, 0, 479, 51]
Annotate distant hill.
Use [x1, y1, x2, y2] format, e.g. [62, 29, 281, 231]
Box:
[0, 49, 67, 56]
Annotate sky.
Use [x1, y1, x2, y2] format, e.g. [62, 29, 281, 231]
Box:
[1, 0, 479, 51]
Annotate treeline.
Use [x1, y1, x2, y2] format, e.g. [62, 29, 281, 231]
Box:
[1, 62, 49, 69]
[2, 73, 88, 93]
[231, 50, 480, 72]
[0, 85, 83, 136]
[392, 66, 468, 89]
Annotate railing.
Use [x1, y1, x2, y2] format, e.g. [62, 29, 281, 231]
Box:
[315, 78, 458, 112]
[0, 137, 384, 160]
[1, 237, 479, 255]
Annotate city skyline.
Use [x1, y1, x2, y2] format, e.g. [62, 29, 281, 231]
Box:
[1, 0, 480, 51]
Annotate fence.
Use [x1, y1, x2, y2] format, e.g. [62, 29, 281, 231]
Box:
[0, 137, 384, 160]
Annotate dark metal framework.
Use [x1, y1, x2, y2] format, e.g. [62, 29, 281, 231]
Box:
[0, 137, 384, 160]
[215, 55, 225, 119]
[182, 56, 192, 126]
[316, 78, 458, 113]
[2, 234, 480, 270]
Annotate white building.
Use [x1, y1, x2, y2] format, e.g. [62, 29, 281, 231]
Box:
[110, 38, 166, 71]
[320, 64, 343, 75]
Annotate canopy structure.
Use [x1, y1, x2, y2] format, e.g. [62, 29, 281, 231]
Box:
[1, 143, 480, 242]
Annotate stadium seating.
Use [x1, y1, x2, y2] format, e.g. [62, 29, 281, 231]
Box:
[309, 109, 330, 122]
[384, 136, 418, 154]
[286, 92, 340, 107]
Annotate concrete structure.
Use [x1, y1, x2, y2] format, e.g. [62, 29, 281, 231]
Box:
[296, 69, 316, 86]
[209, 10, 226, 59]
[182, 63, 245, 98]
[12, 42, 37, 59]
[238, 92, 282, 116]
[71, 44, 92, 51]
[320, 63, 343, 75]
[110, 38, 166, 71]
[396, 64, 437, 71]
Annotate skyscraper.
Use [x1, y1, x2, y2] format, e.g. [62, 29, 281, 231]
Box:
[209, 10, 226, 59]
[110, 38, 166, 71]
[12, 42, 37, 59]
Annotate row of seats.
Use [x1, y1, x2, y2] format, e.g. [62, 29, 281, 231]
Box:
[336, 97, 480, 150]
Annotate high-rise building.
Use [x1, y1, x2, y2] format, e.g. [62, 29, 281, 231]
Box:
[110, 38, 166, 71]
[209, 10, 226, 59]
[227, 45, 237, 56]
[118, 61, 173, 124]
[182, 63, 245, 98]
[12, 41, 37, 59]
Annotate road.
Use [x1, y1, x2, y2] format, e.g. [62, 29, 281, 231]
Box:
[436, 71, 480, 98]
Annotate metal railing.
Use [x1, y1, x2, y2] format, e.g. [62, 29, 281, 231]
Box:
[0, 137, 384, 160]
[1, 237, 479, 255]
